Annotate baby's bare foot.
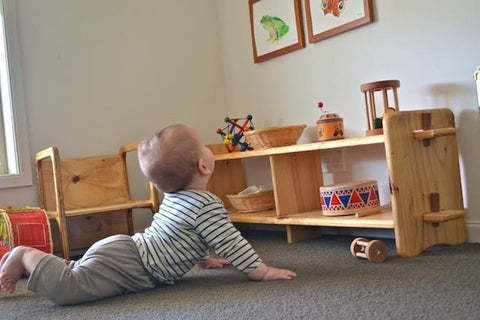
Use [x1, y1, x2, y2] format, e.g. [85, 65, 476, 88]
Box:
[0, 247, 27, 294]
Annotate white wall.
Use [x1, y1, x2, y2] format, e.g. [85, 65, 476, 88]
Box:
[1, 0, 227, 229]
[216, 0, 480, 242]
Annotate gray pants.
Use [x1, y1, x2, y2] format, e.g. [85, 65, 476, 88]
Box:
[27, 235, 156, 305]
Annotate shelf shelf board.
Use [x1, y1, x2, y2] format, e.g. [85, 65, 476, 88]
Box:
[228, 208, 394, 229]
[214, 134, 385, 161]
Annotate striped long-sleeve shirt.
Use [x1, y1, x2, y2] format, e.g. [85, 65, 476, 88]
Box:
[132, 190, 262, 284]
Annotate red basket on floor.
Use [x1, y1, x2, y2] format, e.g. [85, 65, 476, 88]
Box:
[0, 207, 53, 259]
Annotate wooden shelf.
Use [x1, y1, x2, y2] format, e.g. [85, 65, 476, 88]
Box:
[209, 135, 390, 236]
[228, 209, 394, 229]
[209, 109, 467, 257]
[214, 135, 385, 161]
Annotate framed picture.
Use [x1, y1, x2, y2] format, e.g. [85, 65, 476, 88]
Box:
[249, 0, 305, 63]
[305, 0, 373, 43]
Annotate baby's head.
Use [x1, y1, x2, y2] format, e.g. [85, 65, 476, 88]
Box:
[138, 124, 210, 193]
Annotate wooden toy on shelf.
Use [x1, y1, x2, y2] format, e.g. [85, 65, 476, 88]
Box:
[216, 115, 255, 152]
[316, 102, 344, 141]
[350, 237, 388, 263]
[360, 80, 400, 136]
[319, 180, 380, 217]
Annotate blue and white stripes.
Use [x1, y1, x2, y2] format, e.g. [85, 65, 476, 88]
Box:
[132, 190, 262, 284]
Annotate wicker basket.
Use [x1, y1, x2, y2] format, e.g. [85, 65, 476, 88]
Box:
[244, 124, 307, 149]
[227, 190, 275, 213]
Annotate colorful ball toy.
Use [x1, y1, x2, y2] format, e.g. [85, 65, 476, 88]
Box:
[216, 115, 254, 152]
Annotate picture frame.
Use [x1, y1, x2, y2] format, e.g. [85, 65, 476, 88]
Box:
[305, 0, 373, 43]
[249, 0, 305, 63]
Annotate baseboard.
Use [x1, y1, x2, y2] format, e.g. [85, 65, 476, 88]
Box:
[245, 224, 395, 239]
[467, 221, 480, 243]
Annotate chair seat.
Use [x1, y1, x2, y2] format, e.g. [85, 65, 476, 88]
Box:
[45, 200, 156, 218]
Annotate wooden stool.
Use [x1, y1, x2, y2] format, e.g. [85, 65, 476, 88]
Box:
[360, 80, 400, 136]
[350, 237, 388, 263]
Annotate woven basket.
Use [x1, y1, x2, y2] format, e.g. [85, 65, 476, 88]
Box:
[244, 124, 307, 149]
[227, 190, 275, 213]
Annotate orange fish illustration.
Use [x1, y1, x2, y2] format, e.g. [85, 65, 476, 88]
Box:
[321, 0, 345, 17]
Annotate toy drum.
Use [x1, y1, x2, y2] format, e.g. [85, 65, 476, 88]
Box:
[319, 181, 380, 216]
[316, 112, 344, 141]
[0, 207, 53, 259]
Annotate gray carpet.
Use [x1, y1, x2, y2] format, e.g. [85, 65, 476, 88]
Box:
[2, 230, 480, 320]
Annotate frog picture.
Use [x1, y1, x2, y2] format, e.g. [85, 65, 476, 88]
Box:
[260, 15, 289, 43]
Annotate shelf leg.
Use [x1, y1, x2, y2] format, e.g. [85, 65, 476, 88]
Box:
[286, 225, 322, 244]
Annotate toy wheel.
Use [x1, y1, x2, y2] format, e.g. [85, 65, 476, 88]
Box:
[350, 237, 368, 256]
[365, 240, 388, 263]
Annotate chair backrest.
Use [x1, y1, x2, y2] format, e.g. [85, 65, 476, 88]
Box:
[38, 154, 131, 211]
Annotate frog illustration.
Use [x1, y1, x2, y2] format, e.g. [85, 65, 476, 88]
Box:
[260, 15, 289, 43]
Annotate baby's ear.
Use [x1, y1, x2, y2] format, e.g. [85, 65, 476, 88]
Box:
[198, 158, 212, 175]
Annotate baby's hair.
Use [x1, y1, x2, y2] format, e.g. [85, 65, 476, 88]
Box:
[138, 124, 201, 192]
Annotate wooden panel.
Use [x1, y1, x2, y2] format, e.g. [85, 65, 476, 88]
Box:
[270, 151, 323, 215]
[37, 159, 57, 212]
[228, 209, 394, 229]
[214, 135, 385, 161]
[286, 225, 322, 243]
[206, 144, 246, 207]
[422, 218, 467, 247]
[50, 210, 130, 252]
[207, 159, 246, 208]
[423, 210, 464, 223]
[383, 108, 466, 257]
[41, 155, 129, 210]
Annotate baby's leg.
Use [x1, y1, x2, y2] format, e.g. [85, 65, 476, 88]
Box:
[0, 246, 47, 294]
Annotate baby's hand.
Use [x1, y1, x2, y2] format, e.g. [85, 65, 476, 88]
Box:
[198, 257, 230, 269]
[262, 266, 297, 281]
[248, 263, 296, 281]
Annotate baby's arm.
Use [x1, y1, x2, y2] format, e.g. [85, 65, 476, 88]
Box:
[198, 257, 230, 269]
[247, 263, 296, 281]
[196, 200, 296, 280]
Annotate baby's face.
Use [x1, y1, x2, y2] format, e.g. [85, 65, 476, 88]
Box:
[184, 126, 215, 174]
[201, 145, 215, 174]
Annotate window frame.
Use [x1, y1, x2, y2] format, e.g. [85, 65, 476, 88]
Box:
[0, 0, 32, 189]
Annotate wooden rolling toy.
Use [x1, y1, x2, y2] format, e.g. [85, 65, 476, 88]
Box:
[350, 237, 388, 263]
[360, 80, 400, 136]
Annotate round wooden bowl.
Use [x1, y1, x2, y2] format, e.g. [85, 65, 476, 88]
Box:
[244, 125, 307, 149]
[227, 190, 275, 213]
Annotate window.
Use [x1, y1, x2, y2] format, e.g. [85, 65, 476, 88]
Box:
[0, 0, 32, 189]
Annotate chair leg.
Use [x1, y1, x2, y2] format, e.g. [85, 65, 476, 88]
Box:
[126, 209, 134, 235]
[56, 216, 70, 260]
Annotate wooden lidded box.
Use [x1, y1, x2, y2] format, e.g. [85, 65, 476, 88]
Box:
[320, 180, 380, 216]
[316, 103, 344, 141]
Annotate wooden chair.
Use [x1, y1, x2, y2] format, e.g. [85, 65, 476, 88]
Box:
[35, 141, 159, 259]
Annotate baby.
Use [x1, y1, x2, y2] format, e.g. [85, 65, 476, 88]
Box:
[0, 124, 296, 305]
